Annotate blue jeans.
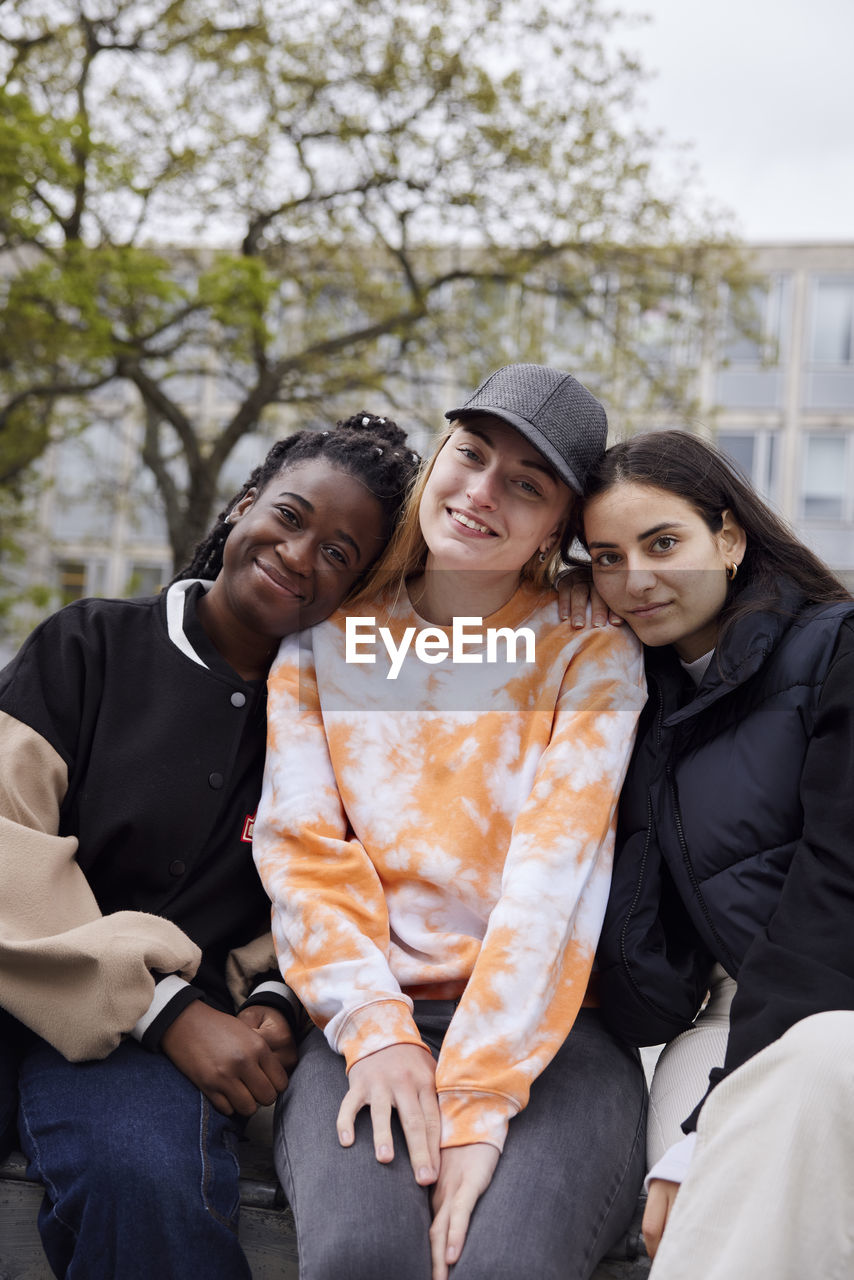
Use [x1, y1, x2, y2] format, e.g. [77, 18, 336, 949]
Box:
[14, 1031, 252, 1280]
[0, 1008, 25, 1161]
[275, 1005, 647, 1280]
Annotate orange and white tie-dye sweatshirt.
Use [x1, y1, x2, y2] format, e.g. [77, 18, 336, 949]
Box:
[254, 581, 646, 1152]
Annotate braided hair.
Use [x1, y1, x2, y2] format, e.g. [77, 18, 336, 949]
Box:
[173, 413, 421, 583]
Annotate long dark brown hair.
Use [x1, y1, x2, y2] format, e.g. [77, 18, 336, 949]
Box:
[577, 430, 851, 643]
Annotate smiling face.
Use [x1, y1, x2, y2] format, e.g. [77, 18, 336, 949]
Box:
[418, 417, 572, 583]
[200, 458, 387, 673]
[583, 481, 747, 661]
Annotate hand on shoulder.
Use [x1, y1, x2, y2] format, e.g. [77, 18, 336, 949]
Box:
[556, 568, 624, 628]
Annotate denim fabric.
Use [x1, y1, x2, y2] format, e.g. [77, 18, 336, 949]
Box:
[15, 1032, 252, 1280]
[0, 1008, 25, 1161]
[275, 1005, 647, 1280]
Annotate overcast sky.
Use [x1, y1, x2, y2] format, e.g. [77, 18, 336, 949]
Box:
[619, 0, 854, 242]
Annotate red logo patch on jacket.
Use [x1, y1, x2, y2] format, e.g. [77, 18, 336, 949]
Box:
[241, 811, 255, 843]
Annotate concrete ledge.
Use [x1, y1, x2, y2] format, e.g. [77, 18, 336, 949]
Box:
[0, 1139, 649, 1280]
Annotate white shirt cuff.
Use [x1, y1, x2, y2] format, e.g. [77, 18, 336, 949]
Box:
[131, 975, 193, 1040]
[247, 979, 300, 1008]
[645, 1132, 698, 1191]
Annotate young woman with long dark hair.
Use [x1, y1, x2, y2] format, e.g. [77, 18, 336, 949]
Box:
[580, 429, 854, 1280]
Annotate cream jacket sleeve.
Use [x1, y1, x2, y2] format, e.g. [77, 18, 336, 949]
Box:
[0, 713, 200, 1060]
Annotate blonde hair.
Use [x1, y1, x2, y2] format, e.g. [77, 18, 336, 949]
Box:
[348, 423, 571, 608]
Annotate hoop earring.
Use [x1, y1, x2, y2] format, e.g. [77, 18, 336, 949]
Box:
[538, 550, 548, 563]
[726, 562, 738, 580]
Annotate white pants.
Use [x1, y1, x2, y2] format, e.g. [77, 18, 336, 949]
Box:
[649, 1010, 854, 1280]
[646, 965, 735, 1167]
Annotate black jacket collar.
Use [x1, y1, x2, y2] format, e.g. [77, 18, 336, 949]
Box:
[646, 579, 811, 728]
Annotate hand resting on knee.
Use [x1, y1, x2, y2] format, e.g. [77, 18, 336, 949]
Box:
[336, 1042, 441, 1185]
[161, 1000, 296, 1116]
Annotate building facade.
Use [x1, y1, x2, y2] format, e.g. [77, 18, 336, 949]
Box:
[10, 241, 854, 650]
[704, 243, 854, 585]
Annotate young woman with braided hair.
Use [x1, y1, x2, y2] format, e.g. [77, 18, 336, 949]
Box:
[0, 413, 419, 1280]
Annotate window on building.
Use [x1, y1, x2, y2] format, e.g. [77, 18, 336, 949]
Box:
[51, 420, 127, 540]
[125, 563, 167, 597]
[635, 302, 681, 369]
[57, 561, 87, 607]
[456, 278, 524, 366]
[543, 284, 594, 364]
[723, 277, 788, 365]
[87, 560, 110, 597]
[125, 465, 170, 541]
[718, 431, 778, 502]
[802, 434, 849, 521]
[717, 279, 789, 410]
[810, 279, 854, 364]
[720, 433, 754, 477]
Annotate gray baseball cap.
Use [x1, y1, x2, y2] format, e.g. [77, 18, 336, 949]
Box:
[444, 363, 608, 494]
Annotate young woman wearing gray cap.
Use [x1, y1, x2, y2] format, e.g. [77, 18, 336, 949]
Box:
[253, 365, 649, 1280]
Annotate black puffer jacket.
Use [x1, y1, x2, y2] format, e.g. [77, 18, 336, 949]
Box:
[598, 583, 854, 1087]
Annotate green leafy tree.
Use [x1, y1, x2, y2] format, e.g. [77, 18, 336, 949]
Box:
[0, 0, 746, 568]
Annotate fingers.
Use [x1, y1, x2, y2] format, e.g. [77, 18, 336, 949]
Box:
[570, 580, 594, 628]
[255, 1041, 291, 1096]
[337, 1084, 433, 1176]
[429, 1200, 452, 1280]
[335, 1070, 440, 1177]
[335, 1045, 439, 1183]
[200, 1074, 260, 1118]
[209, 1062, 284, 1116]
[556, 575, 591, 626]
[238, 1066, 279, 1109]
[642, 1199, 665, 1259]
[429, 1143, 499, 1279]
[269, 1030, 298, 1073]
[336, 1084, 362, 1149]
[642, 1178, 680, 1259]
[336, 1082, 389, 1155]
[429, 1184, 479, 1280]
[557, 576, 611, 629]
[213, 1028, 289, 1110]
[556, 571, 574, 621]
[556, 570, 623, 629]
[370, 1097, 396, 1163]
[231, 1037, 289, 1106]
[159, 1003, 253, 1111]
[205, 1089, 235, 1117]
[421, 1087, 441, 1176]
[396, 1085, 441, 1184]
[237, 1006, 299, 1071]
[221, 1078, 263, 1118]
[161, 1002, 291, 1116]
[588, 582, 625, 628]
[443, 1185, 478, 1272]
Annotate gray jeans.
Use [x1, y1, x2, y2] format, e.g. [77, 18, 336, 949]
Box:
[274, 1004, 647, 1280]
